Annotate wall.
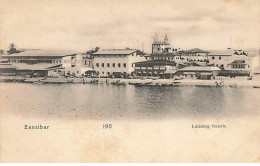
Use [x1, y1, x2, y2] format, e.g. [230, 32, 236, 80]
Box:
[93, 52, 146, 76]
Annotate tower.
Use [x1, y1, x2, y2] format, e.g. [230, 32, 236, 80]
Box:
[152, 33, 171, 53]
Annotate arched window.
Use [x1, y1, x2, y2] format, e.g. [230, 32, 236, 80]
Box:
[123, 63, 126, 67]
[118, 63, 121, 67]
[112, 63, 115, 67]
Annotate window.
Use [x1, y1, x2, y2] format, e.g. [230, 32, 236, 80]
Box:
[219, 56, 221, 60]
[107, 63, 110, 67]
[112, 63, 115, 67]
[212, 56, 215, 60]
[118, 63, 121, 67]
[123, 63, 126, 68]
[102, 63, 104, 67]
[132, 63, 134, 67]
[107, 72, 110, 75]
[96, 63, 99, 67]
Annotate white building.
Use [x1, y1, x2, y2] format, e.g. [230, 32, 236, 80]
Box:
[208, 49, 254, 71]
[62, 53, 93, 77]
[180, 48, 209, 63]
[48, 53, 94, 77]
[92, 49, 146, 77]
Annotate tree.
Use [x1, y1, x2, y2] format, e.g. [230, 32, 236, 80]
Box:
[94, 47, 100, 53]
[86, 46, 100, 55]
[0, 49, 4, 54]
[7, 43, 21, 54]
[219, 64, 225, 71]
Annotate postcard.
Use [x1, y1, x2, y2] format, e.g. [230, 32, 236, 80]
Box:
[0, 0, 260, 163]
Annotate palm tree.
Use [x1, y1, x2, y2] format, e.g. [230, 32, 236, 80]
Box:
[7, 43, 20, 54]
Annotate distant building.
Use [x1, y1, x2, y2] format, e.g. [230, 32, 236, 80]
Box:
[152, 34, 179, 54]
[208, 49, 253, 71]
[208, 50, 233, 69]
[92, 48, 146, 77]
[181, 48, 209, 63]
[149, 53, 183, 63]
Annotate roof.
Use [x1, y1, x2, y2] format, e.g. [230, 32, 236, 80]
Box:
[135, 60, 176, 66]
[178, 66, 221, 72]
[0, 63, 17, 69]
[2, 50, 76, 58]
[209, 50, 232, 56]
[192, 61, 207, 66]
[200, 73, 213, 76]
[13, 64, 62, 70]
[185, 48, 208, 53]
[150, 53, 181, 57]
[228, 60, 246, 65]
[93, 49, 145, 55]
[164, 70, 177, 74]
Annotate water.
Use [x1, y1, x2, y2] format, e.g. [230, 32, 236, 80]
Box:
[0, 83, 259, 120]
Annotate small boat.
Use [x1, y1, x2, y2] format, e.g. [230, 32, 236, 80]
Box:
[172, 81, 181, 84]
[253, 86, 260, 88]
[229, 83, 237, 88]
[111, 80, 126, 85]
[215, 81, 224, 87]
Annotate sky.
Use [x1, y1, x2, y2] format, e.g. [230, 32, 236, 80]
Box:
[0, 0, 260, 53]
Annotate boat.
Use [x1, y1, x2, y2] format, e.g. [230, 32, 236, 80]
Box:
[253, 86, 260, 88]
[229, 83, 237, 88]
[172, 81, 181, 84]
[215, 81, 224, 87]
[111, 80, 126, 85]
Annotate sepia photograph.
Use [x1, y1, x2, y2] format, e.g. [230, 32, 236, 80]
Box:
[0, 0, 260, 163]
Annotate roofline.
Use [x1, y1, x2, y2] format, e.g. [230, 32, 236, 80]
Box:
[208, 54, 232, 56]
[1, 54, 76, 58]
[92, 49, 144, 55]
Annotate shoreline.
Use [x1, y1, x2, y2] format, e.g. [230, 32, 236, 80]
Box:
[1, 75, 260, 87]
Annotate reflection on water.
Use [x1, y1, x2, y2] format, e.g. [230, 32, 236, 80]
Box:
[0, 83, 259, 120]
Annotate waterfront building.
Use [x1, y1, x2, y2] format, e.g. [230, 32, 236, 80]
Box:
[177, 66, 221, 80]
[134, 60, 177, 78]
[208, 49, 253, 72]
[62, 53, 94, 77]
[92, 48, 146, 77]
[2, 50, 76, 77]
[208, 49, 233, 69]
[0, 58, 17, 75]
[181, 48, 209, 63]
